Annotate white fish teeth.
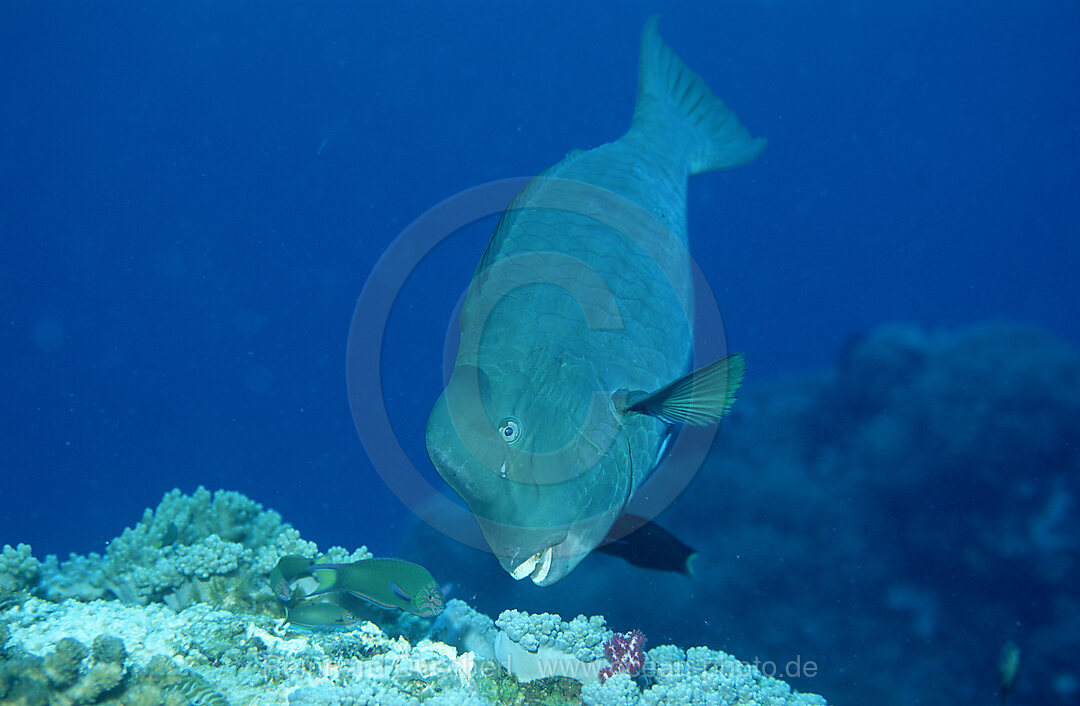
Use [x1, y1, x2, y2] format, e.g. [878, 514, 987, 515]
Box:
[510, 553, 540, 580]
[531, 546, 553, 584]
[509, 546, 555, 582]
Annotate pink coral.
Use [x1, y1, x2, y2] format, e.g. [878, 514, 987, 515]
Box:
[598, 629, 647, 684]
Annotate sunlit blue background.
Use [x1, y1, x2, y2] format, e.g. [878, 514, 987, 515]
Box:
[2, 2, 1077, 704]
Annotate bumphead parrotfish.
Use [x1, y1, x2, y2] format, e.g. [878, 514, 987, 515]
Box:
[426, 17, 763, 586]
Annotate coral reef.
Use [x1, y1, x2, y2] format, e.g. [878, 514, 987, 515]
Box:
[25, 486, 372, 614]
[0, 486, 827, 705]
[1, 634, 127, 705]
[0, 544, 39, 609]
[431, 599, 498, 662]
[493, 609, 612, 684]
[496, 610, 611, 663]
[0, 622, 230, 706]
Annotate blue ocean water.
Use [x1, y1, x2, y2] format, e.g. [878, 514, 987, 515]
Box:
[1, 2, 1077, 704]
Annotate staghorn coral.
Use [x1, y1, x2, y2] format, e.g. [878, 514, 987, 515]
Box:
[0, 543, 41, 608]
[28, 487, 370, 616]
[38, 552, 108, 603]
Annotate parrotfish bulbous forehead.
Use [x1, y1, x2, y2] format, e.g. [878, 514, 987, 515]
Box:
[425, 15, 758, 586]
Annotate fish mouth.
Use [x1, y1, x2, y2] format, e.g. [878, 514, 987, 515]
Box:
[509, 546, 554, 584]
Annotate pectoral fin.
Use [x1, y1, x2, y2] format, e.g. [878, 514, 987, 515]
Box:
[628, 353, 746, 425]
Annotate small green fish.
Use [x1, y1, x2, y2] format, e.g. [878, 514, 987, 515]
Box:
[999, 641, 1021, 702]
[284, 599, 359, 632]
[268, 555, 315, 601]
[305, 559, 445, 618]
[150, 521, 180, 550]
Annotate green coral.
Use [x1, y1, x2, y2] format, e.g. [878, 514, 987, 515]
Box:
[0, 633, 127, 704]
[42, 636, 88, 686]
[251, 527, 319, 575]
[37, 552, 107, 603]
[0, 543, 41, 607]
[91, 634, 127, 665]
[390, 640, 467, 700]
[143, 654, 230, 706]
[0, 630, 240, 705]
[173, 535, 248, 579]
[320, 544, 374, 565]
[474, 660, 584, 705]
[33, 487, 369, 620]
[96, 487, 273, 604]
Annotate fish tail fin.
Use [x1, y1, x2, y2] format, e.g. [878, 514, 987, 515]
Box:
[633, 15, 766, 175]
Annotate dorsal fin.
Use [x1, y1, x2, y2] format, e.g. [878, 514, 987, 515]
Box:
[473, 193, 519, 278]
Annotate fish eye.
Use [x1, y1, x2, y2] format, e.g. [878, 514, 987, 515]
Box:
[498, 417, 521, 443]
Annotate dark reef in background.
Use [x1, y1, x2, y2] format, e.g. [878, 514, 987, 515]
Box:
[404, 322, 1080, 706]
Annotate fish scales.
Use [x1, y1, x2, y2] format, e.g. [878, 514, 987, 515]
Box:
[471, 148, 693, 394]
